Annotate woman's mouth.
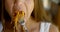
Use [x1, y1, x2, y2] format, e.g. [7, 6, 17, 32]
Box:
[13, 11, 25, 19]
[12, 2, 27, 22]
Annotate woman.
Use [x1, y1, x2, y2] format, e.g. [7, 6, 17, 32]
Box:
[2, 0, 59, 32]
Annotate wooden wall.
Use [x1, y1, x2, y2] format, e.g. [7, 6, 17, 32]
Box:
[57, 5, 60, 30]
[51, 2, 60, 31]
[0, 0, 2, 21]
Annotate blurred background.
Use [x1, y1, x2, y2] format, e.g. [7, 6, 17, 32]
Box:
[0, 0, 3, 32]
[0, 0, 2, 21]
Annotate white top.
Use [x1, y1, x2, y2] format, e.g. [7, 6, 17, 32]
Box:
[21, 21, 51, 32]
[40, 22, 51, 32]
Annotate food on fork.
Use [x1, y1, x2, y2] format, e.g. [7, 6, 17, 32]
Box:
[12, 11, 25, 32]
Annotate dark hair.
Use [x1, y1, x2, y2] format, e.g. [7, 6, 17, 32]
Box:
[3, 7, 11, 22]
[31, 10, 35, 18]
[2, 0, 11, 22]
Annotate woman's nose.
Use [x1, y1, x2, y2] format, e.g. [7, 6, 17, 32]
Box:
[13, 0, 25, 10]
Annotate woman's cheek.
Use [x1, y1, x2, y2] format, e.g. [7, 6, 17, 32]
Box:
[5, 0, 14, 17]
[28, 1, 34, 14]
[24, 0, 34, 20]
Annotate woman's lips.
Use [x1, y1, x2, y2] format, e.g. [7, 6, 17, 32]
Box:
[13, 11, 25, 17]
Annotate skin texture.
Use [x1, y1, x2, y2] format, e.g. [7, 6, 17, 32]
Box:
[25, 17, 59, 32]
[5, 0, 34, 21]
[3, 0, 59, 32]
